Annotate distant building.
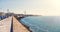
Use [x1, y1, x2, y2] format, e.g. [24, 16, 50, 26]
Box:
[0, 12, 5, 16]
[5, 13, 14, 16]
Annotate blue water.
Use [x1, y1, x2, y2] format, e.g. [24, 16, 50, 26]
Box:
[21, 16, 60, 32]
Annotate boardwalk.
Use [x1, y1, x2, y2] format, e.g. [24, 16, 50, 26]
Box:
[0, 16, 29, 32]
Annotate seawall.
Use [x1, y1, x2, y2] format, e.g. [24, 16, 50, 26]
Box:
[0, 16, 30, 32]
[15, 16, 32, 32]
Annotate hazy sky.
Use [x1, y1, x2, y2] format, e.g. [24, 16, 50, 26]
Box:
[0, 0, 60, 16]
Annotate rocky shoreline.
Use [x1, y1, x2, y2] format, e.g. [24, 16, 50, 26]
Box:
[15, 16, 32, 32]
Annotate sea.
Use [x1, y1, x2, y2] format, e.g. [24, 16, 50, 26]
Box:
[20, 16, 60, 32]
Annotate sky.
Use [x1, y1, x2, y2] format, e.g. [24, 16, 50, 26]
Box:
[0, 0, 60, 16]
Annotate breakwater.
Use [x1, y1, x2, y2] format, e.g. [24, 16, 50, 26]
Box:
[0, 16, 30, 32]
[15, 16, 32, 32]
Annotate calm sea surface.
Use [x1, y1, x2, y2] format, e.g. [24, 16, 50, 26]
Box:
[20, 16, 60, 32]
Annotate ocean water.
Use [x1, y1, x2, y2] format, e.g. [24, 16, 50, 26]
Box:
[20, 16, 60, 32]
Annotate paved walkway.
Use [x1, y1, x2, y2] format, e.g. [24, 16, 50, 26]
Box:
[0, 17, 12, 32]
[13, 16, 29, 32]
[0, 16, 29, 32]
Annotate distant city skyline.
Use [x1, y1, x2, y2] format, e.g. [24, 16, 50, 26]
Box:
[0, 0, 60, 16]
